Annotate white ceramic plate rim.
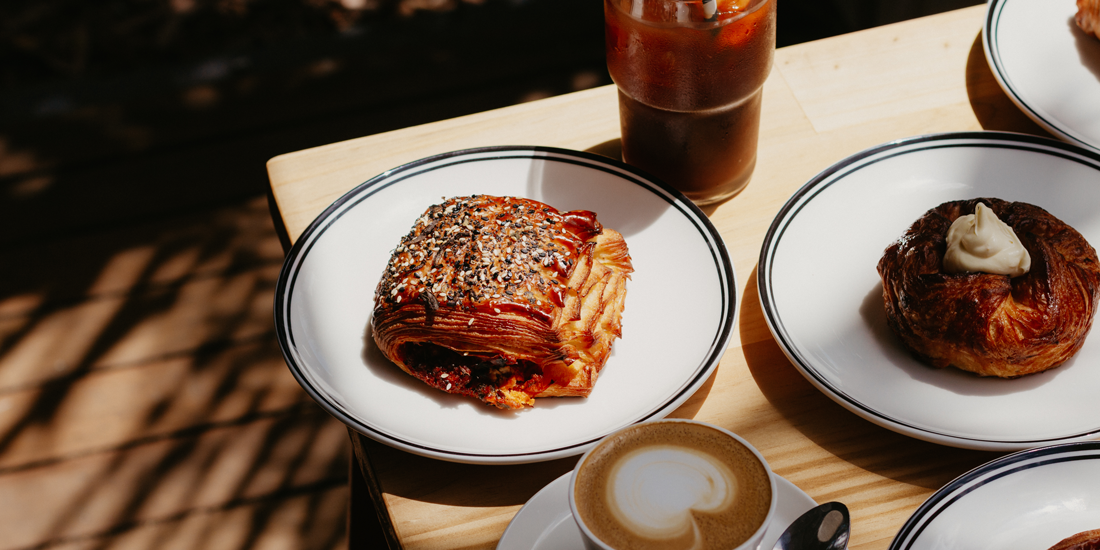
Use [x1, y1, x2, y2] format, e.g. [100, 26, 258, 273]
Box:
[274, 146, 737, 464]
[497, 470, 816, 550]
[758, 131, 1100, 451]
[983, 0, 1100, 153]
[889, 441, 1100, 550]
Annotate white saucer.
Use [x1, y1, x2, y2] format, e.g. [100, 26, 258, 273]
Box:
[497, 471, 816, 549]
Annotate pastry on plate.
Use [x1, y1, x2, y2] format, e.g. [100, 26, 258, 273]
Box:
[1078, 0, 1100, 39]
[877, 198, 1100, 378]
[371, 195, 633, 409]
[1048, 528, 1100, 550]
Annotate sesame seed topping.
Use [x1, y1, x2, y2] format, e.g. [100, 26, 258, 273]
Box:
[371, 195, 602, 315]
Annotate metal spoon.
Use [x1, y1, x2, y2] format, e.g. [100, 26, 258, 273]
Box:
[772, 501, 850, 550]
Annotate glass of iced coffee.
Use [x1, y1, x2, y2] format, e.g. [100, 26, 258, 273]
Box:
[605, 0, 776, 205]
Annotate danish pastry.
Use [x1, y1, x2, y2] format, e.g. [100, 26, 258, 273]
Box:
[371, 195, 633, 409]
[1048, 529, 1100, 550]
[877, 198, 1100, 378]
[1078, 0, 1100, 40]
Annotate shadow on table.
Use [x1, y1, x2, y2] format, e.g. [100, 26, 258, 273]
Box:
[359, 365, 716, 506]
[360, 434, 577, 505]
[583, 138, 727, 217]
[586, 139, 622, 163]
[738, 266, 1000, 493]
[964, 32, 1055, 137]
[0, 197, 351, 549]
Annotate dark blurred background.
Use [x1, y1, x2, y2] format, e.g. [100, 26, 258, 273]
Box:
[1, 0, 982, 243]
[0, 2, 983, 548]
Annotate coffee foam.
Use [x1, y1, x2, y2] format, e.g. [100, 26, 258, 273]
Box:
[607, 445, 737, 540]
[574, 422, 772, 550]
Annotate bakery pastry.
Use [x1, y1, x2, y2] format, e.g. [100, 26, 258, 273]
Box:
[1078, 0, 1100, 40]
[371, 195, 633, 409]
[1048, 529, 1100, 550]
[877, 198, 1100, 378]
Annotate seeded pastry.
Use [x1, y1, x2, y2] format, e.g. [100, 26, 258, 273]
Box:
[370, 195, 633, 409]
[1079, 0, 1100, 39]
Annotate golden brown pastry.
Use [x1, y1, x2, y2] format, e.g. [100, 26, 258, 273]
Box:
[371, 195, 633, 409]
[1049, 529, 1100, 550]
[877, 198, 1100, 378]
[1078, 0, 1100, 40]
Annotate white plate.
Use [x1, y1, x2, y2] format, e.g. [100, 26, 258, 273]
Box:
[891, 441, 1100, 550]
[759, 131, 1100, 451]
[983, 0, 1100, 152]
[497, 471, 816, 550]
[275, 147, 737, 464]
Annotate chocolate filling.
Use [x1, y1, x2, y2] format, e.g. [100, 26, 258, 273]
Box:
[399, 343, 550, 403]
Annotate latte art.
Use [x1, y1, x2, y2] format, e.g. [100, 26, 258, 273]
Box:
[572, 421, 773, 550]
[609, 446, 737, 541]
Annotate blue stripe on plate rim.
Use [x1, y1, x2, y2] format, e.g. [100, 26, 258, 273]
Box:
[757, 130, 1100, 450]
[982, 0, 1098, 153]
[273, 145, 737, 462]
[889, 440, 1100, 550]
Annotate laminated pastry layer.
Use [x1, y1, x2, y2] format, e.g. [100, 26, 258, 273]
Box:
[877, 198, 1100, 378]
[1048, 528, 1100, 550]
[371, 195, 633, 409]
[1078, 0, 1100, 39]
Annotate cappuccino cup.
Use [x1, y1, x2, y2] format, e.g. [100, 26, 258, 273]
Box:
[568, 419, 777, 550]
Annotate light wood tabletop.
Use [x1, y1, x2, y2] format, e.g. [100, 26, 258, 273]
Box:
[266, 4, 1060, 549]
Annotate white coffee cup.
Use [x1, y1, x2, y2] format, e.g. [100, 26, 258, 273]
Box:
[568, 419, 778, 550]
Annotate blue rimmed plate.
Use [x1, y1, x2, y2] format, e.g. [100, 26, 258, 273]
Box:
[891, 442, 1100, 550]
[274, 146, 736, 464]
[759, 131, 1100, 451]
[984, 0, 1100, 153]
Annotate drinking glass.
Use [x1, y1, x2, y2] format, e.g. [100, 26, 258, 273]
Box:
[605, 0, 777, 205]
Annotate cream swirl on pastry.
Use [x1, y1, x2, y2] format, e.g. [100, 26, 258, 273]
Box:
[943, 202, 1030, 277]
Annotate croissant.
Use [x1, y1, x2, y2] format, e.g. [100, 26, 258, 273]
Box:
[1048, 529, 1100, 550]
[1078, 0, 1100, 40]
[371, 195, 633, 409]
[877, 198, 1100, 378]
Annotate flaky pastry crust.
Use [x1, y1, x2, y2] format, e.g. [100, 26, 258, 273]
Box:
[877, 198, 1100, 378]
[1078, 0, 1100, 39]
[371, 195, 632, 409]
[1049, 529, 1100, 550]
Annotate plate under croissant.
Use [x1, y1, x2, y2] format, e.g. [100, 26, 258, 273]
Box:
[274, 147, 737, 464]
[759, 132, 1100, 451]
[983, 0, 1100, 153]
[891, 441, 1100, 550]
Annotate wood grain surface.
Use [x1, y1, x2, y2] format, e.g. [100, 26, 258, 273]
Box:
[267, 5, 1059, 549]
[0, 197, 351, 550]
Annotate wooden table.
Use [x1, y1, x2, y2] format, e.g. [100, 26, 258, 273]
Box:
[266, 4, 1057, 549]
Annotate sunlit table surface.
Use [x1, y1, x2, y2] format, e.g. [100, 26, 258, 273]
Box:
[266, 4, 1057, 549]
